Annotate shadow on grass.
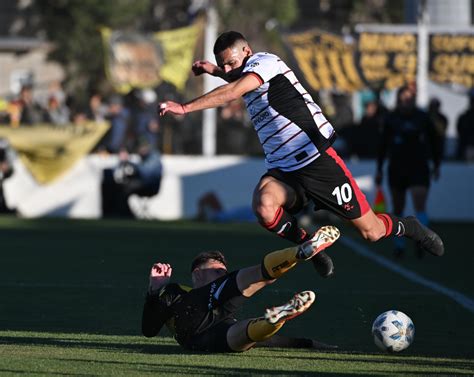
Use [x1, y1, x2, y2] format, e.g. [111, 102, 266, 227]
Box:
[0, 335, 182, 355]
[245, 351, 474, 374]
[0, 369, 92, 376]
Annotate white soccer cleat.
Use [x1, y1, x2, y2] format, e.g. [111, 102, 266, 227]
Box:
[265, 290, 316, 325]
[298, 225, 340, 260]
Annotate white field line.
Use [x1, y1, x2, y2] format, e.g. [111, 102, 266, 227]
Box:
[340, 235, 474, 314]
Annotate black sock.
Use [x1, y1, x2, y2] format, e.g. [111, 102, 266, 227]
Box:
[261, 207, 308, 244]
[377, 213, 424, 241]
[401, 216, 426, 241]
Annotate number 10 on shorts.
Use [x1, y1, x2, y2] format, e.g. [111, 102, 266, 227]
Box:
[332, 183, 353, 205]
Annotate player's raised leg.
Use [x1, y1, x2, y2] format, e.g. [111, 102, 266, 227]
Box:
[252, 176, 336, 277]
[226, 291, 316, 351]
[389, 187, 407, 257]
[351, 208, 444, 256]
[235, 225, 339, 301]
[324, 146, 444, 257]
[410, 185, 430, 258]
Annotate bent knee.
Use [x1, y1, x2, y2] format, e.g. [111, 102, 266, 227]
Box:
[252, 193, 280, 224]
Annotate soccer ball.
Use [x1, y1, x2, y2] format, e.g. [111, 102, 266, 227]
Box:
[371, 310, 415, 352]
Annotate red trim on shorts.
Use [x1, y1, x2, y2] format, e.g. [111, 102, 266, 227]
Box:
[264, 207, 283, 229]
[326, 147, 370, 216]
[376, 214, 393, 237]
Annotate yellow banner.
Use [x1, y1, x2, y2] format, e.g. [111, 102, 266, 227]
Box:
[153, 22, 203, 91]
[102, 22, 202, 93]
[356, 32, 417, 90]
[286, 28, 473, 92]
[429, 33, 474, 88]
[284, 29, 364, 93]
[0, 122, 109, 184]
[101, 28, 163, 94]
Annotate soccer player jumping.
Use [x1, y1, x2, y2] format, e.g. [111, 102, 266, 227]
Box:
[158, 31, 444, 277]
[142, 225, 340, 352]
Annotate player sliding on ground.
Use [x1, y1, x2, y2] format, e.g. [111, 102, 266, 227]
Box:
[142, 226, 340, 352]
[159, 31, 444, 278]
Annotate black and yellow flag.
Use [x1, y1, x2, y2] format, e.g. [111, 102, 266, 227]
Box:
[102, 22, 203, 93]
[285, 27, 473, 92]
[355, 31, 418, 90]
[429, 33, 474, 88]
[283, 29, 364, 93]
[0, 122, 109, 184]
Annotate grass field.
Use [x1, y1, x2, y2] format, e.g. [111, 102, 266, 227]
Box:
[0, 216, 473, 376]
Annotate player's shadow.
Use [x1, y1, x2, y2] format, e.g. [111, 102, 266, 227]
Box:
[259, 352, 474, 374]
[0, 335, 182, 355]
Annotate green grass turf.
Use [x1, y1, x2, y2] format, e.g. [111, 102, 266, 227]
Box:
[0, 216, 473, 376]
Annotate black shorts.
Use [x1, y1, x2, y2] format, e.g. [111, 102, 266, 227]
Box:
[388, 163, 430, 191]
[262, 147, 370, 220]
[176, 271, 246, 353]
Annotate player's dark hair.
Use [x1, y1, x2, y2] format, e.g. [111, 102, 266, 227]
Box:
[213, 31, 247, 55]
[191, 251, 228, 272]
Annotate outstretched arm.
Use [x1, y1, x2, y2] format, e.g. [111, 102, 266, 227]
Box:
[148, 263, 172, 293]
[159, 73, 261, 116]
[192, 60, 230, 82]
[142, 263, 173, 337]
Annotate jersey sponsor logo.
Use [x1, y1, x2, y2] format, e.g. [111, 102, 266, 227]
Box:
[249, 62, 259, 68]
[343, 203, 354, 211]
[253, 110, 270, 125]
[271, 260, 290, 273]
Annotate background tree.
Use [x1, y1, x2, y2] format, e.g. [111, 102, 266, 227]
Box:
[217, 0, 299, 55]
[34, 0, 150, 105]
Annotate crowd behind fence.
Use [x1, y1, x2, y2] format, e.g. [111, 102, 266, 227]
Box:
[0, 83, 473, 162]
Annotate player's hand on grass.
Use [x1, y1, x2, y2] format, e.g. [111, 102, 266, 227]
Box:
[192, 60, 219, 76]
[148, 263, 172, 293]
[158, 101, 186, 117]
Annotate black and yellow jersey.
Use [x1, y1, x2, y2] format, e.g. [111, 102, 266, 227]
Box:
[141, 272, 242, 348]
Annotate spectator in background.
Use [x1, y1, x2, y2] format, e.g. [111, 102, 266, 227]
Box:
[0, 138, 14, 214]
[105, 95, 130, 153]
[44, 95, 70, 126]
[71, 106, 89, 126]
[101, 137, 162, 218]
[217, 100, 248, 155]
[16, 85, 45, 125]
[339, 92, 386, 159]
[87, 93, 108, 123]
[376, 85, 442, 258]
[428, 98, 448, 160]
[456, 89, 474, 162]
[0, 98, 10, 124]
[129, 89, 159, 150]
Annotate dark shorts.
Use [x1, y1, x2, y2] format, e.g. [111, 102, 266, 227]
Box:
[262, 147, 370, 220]
[388, 164, 430, 191]
[176, 271, 246, 353]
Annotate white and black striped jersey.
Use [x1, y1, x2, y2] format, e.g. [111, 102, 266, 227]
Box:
[241, 52, 336, 172]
